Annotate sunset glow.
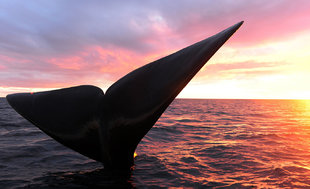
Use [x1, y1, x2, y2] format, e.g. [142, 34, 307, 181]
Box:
[1, 1, 310, 99]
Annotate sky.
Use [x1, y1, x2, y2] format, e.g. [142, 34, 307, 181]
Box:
[1, 0, 310, 99]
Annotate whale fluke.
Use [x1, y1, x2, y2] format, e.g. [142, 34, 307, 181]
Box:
[6, 21, 243, 170]
[6, 85, 104, 162]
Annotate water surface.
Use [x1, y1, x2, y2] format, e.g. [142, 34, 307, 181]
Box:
[1, 98, 310, 188]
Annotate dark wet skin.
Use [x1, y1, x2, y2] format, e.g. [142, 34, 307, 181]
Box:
[6, 21, 243, 170]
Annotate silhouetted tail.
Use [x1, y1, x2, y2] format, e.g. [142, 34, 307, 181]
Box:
[6, 21, 243, 170]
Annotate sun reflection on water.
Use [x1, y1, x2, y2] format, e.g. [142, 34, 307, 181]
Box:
[134, 152, 138, 158]
[135, 99, 310, 188]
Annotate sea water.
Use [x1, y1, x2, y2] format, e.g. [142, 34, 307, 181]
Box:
[1, 98, 310, 188]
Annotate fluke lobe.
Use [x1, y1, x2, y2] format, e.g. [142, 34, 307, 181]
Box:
[6, 21, 243, 170]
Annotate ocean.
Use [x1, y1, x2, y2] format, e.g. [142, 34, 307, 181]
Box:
[1, 98, 310, 188]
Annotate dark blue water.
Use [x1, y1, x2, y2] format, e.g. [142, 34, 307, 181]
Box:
[1, 98, 310, 188]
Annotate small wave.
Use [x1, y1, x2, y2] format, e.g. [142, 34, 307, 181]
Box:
[233, 133, 283, 141]
[179, 167, 201, 176]
[0, 179, 30, 189]
[176, 118, 202, 123]
[212, 111, 230, 116]
[283, 166, 310, 174]
[246, 113, 273, 118]
[27, 168, 133, 188]
[180, 156, 198, 164]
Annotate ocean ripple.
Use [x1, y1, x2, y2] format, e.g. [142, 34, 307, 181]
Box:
[1, 98, 310, 188]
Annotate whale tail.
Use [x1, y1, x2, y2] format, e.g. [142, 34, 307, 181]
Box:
[6, 21, 243, 169]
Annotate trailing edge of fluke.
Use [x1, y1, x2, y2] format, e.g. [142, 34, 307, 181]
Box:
[6, 21, 243, 170]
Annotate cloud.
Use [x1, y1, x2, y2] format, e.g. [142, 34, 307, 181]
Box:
[1, 0, 310, 97]
[191, 60, 291, 83]
[151, 0, 310, 45]
[2, 0, 309, 57]
[206, 61, 280, 72]
[0, 45, 166, 89]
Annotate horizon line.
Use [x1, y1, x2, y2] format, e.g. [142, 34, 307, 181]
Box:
[1, 96, 309, 100]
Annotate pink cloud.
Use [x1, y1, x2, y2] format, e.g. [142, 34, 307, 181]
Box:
[155, 1, 310, 46]
[0, 44, 173, 89]
[1, 0, 310, 97]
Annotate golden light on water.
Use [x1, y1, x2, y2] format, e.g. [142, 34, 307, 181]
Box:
[134, 152, 138, 158]
[302, 100, 310, 109]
